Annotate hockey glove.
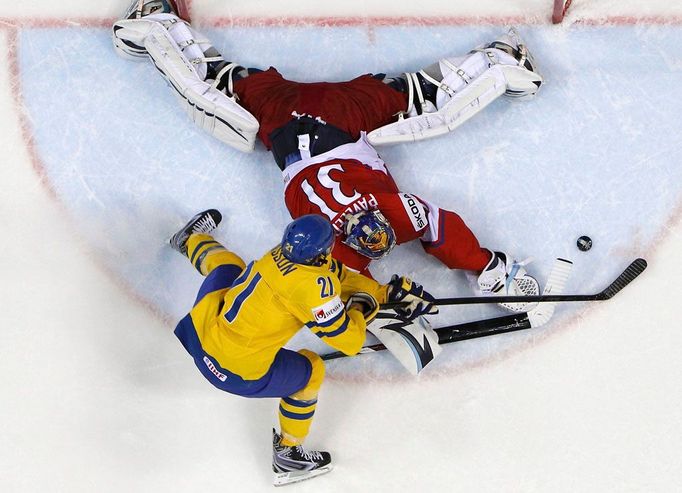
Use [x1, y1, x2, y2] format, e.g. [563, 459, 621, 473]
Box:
[346, 292, 379, 324]
[387, 275, 439, 320]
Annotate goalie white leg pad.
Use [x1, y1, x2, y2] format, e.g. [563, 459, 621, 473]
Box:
[367, 28, 543, 146]
[368, 316, 442, 375]
[368, 62, 507, 145]
[123, 18, 259, 152]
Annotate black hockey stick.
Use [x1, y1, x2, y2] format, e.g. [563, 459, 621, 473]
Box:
[381, 258, 647, 309]
[323, 258, 574, 362]
[322, 312, 533, 361]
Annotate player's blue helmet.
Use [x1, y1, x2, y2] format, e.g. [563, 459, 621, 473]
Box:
[281, 214, 336, 266]
[342, 210, 396, 260]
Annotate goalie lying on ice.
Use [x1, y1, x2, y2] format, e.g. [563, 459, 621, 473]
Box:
[112, 0, 543, 312]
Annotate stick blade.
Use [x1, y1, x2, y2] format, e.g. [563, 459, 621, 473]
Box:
[600, 258, 648, 300]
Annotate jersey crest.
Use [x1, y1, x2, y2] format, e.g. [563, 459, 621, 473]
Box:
[311, 295, 344, 324]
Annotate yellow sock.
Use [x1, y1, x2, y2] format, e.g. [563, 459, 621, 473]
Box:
[279, 396, 318, 446]
[278, 350, 325, 446]
[186, 233, 245, 275]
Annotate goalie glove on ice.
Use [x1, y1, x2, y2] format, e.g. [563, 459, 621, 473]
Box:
[387, 275, 438, 320]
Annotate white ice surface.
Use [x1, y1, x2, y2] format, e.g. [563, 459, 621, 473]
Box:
[1, 2, 681, 492]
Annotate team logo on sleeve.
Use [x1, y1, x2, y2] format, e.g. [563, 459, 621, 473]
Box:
[203, 356, 227, 382]
[399, 193, 427, 231]
[312, 296, 344, 323]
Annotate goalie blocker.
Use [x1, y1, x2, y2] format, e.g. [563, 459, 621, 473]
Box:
[112, 12, 259, 152]
[367, 315, 442, 375]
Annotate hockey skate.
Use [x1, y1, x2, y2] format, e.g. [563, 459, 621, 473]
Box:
[477, 251, 540, 312]
[486, 27, 543, 99]
[112, 1, 185, 60]
[272, 430, 332, 486]
[169, 209, 222, 256]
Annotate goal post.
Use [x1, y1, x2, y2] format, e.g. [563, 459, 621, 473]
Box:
[552, 0, 573, 23]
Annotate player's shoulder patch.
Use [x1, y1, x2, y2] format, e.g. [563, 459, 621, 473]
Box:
[399, 193, 428, 232]
[311, 295, 344, 325]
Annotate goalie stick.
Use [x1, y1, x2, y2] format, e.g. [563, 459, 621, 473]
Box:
[322, 258, 573, 362]
[381, 258, 647, 309]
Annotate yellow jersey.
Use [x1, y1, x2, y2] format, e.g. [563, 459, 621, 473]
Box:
[191, 245, 388, 380]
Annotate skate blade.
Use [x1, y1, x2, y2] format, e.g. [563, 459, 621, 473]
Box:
[273, 465, 333, 486]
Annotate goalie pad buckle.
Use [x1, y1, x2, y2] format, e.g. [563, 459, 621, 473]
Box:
[368, 315, 442, 375]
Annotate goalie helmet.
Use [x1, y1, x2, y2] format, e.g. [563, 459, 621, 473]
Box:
[342, 210, 396, 259]
[281, 215, 335, 266]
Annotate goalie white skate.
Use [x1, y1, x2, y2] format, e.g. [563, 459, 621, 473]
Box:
[112, 0, 184, 60]
[477, 251, 540, 312]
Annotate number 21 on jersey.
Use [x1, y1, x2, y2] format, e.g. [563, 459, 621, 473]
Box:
[317, 276, 334, 298]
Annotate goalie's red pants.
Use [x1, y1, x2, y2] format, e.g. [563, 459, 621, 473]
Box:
[420, 207, 492, 271]
[232, 67, 407, 149]
[233, 67, 492, 274]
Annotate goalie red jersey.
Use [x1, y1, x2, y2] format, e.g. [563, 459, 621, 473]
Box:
[233, 67, 492, 275]
[282, 135, 491, 275]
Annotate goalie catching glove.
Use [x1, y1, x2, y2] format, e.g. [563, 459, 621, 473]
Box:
[346, 292, 380, 324]
[387, 275, 438, 320]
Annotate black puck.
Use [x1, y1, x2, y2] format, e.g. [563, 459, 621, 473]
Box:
[577, 235, 592, 251]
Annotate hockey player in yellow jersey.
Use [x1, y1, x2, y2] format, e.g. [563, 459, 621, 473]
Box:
[170, 209, 437, 486]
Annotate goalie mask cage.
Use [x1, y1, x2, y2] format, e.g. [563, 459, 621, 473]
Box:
[552, 0, 573, 23]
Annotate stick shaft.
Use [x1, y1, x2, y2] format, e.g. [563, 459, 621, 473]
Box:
[381, 258, 647, 308]
[322, 313, 531, 361]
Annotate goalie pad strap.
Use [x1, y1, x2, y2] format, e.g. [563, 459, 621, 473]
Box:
[213, 62, 240, 95]
[405, 71, 414, 114]
[408, 72, 424, 115]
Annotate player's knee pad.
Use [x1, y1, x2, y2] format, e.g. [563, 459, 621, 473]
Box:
[145, 22, 259, 152]
[368, 62, 507, 145]
[290, 350, 325, 401]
